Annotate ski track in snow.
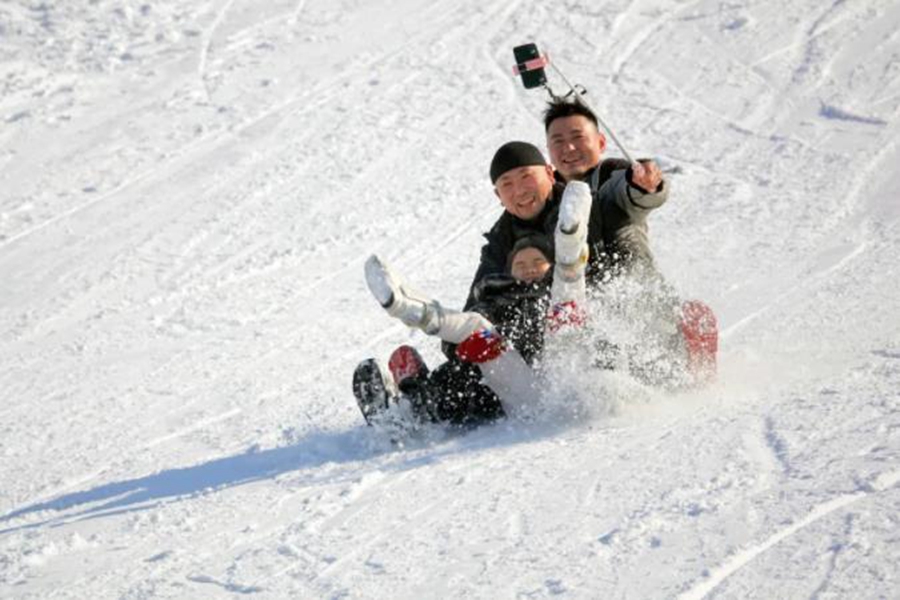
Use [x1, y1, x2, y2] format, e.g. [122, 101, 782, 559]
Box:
[2, 0, 900, 597]
[679, 470, 900, 600]
[197, 0, 238, 103]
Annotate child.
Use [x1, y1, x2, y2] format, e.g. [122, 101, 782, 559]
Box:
[466, 234, 554, 366]
[354, 182, 593, 425]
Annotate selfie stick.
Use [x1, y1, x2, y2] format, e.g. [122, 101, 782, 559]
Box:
[514, 47, 635, 164]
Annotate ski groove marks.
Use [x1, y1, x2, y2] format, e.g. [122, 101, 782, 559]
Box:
[676, 471, 900, 600]
[819, 103, 888, 126]
[808, 512, 855, 600]
[610, 0, 706, 78]
[141, 408, 243, 450]
[721, 239, 870, 340]
[868, 469, 900, 493]
[187, 573, 263, 594]
[198, 0, 238, 103]
[763, 415, 793, 477]
[257, 471, 411, 589]
[289, 0, 308, 26]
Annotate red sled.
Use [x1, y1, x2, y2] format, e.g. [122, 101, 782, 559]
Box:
[679, 300, 718, 383]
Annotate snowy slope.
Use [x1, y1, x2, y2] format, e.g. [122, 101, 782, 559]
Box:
[1, 0, 899, 598]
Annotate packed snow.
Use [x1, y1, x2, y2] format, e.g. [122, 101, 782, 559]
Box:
[1, 0, 899, 598]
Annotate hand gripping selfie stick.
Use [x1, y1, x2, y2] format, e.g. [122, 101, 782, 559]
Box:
[512, 43, 635, 164]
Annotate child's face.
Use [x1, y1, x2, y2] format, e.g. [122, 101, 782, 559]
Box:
[510, 246, 552, 283]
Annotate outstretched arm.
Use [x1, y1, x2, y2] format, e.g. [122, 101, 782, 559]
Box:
[603, 160, 669, 217]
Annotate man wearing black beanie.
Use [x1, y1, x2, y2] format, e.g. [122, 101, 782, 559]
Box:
[489, 141, 548, 183]
[460, 140, 561, 311]
[487, 141, 557, 221]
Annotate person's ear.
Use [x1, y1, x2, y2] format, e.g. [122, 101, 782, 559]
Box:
[597, 132, 607, 154]
[544, 164, 555, 181]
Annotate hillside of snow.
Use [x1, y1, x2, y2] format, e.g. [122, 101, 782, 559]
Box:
[1, 0, 898, 598]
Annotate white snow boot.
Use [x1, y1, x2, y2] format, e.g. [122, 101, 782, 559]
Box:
[555, 181, 592, 282]
[550, 181, 592, 310]
[365, 254, 443, 335]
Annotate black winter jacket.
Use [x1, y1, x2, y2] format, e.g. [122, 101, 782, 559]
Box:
[469, 274, 551, 366]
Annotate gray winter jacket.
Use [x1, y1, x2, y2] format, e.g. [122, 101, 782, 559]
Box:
[579, 158, 668, 283]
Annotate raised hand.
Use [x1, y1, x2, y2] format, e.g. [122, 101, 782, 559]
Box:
[630, 160, 663, 193]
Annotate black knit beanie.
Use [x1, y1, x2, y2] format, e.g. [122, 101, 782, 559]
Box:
[507, 234, 554, 271]
[490, 141, 547, 184]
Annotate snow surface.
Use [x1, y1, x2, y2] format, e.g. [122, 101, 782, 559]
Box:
[1, 0, 899, 598]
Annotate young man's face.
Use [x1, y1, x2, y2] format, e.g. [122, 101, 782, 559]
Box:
[494, 164, 555, 221]
[510, 246, 552, 283]
[546, 115, 607, 181]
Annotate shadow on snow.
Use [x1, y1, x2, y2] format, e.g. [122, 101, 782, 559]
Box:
[0, 418, 556, 535]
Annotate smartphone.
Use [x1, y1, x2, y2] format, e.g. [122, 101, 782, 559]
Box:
[513, 43, 547, 89]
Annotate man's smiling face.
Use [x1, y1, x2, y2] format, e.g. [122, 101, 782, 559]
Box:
[494, 164, 555, 221]
[547, 115, 607, 181]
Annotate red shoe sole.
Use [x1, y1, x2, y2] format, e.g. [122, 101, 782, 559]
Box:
[388, 345, 428, 385]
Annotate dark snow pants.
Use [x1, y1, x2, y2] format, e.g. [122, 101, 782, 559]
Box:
[399, 356, 505, 425]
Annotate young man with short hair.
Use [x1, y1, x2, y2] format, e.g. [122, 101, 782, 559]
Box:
[544, 99, 666, 281]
